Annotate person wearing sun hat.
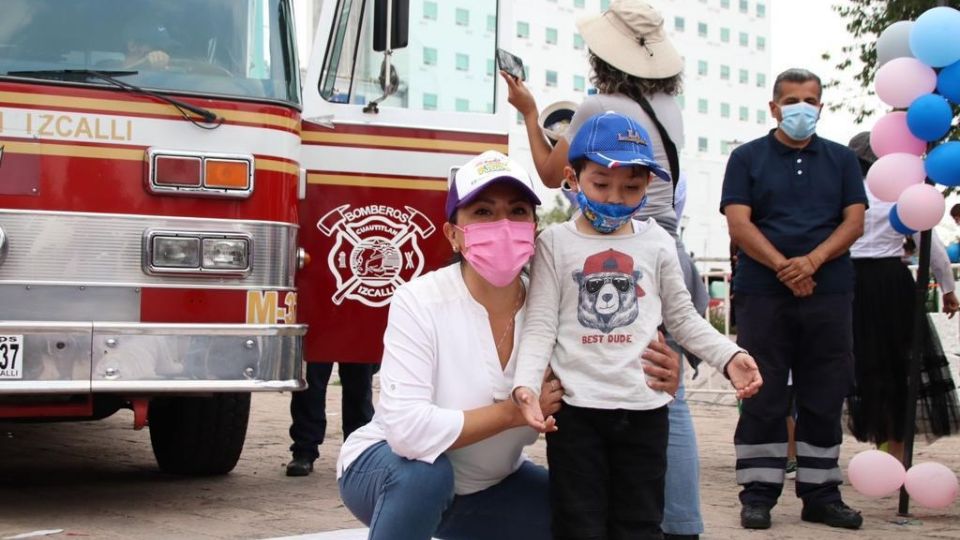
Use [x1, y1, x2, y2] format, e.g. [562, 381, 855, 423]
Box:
[511, 111, 761, 539]
[501, 2, 713, 538]
[335, 149, 686, 539]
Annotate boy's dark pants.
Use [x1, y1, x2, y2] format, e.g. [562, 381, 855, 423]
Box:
[546, 403, 669, 540]
[733, 293, 855, 508]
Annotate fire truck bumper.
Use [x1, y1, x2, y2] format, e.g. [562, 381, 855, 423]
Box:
[0, 322, 306, 394]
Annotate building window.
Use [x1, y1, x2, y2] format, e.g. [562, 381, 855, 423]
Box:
[422, 47, 437, 66]
[574, 74, 586, 92]
[697, 60, 708, 76]
[574, 33, 585, 50]
[739, 32, 749, 47]
[423, 1, 437, 21]
[756, 36, 766, 51]
[487, 14, 496, 33]
[455, 8, 469, 26]
[423, 93, 438, 110]
[739, 106, 749, 121]
[523, 65, 530, 80]
[720, 65, 730, 80]
[575, 0, 585, 7]
[698, 137, 708, 152]
[677, 95, 685, 110]
[720, 102, 730, 118]
[517, 21, 529, 38]
[721, 140, 731, 155]
[516, 111, 524, 124]
[721, 0, 730, 8]
[739, 69, 748, 84]
[698, 98, 708, 114]
[739, 0, 748, 13]
[757, 2, 766, 17]
[546, 27, 558, 45]
[601, 0, 611, 10]
[720, 27, 730, 43]
[456, 98, 470, 112]
[546, 70, 558, 87]
[486, 58, 495, 77]
[698, 22, 708, 38]
[756, 72, 766, 88]
[674, 16, 685, 32]
[456, 53, 469, 71]
[757, 110, 767, 124]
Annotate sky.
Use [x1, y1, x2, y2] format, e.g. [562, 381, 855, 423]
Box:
[770, 0, 883, 146]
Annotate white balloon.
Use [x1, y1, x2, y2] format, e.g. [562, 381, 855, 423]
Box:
[877, 21, 915, 67]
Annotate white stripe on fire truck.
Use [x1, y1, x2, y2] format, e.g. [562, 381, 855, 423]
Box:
[300, 145, 471, 180]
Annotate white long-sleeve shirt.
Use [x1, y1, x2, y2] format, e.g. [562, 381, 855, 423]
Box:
[337, 264, 538, 495]
[850, 187, 955, 294]
[513, 220, 742, 409]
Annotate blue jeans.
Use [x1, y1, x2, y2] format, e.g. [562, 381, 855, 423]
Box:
[663, 380, 704, 535]
[339, 441, 551, 540]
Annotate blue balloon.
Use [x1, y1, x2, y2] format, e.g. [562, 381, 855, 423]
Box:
[910, 7, 960, 67]
[937, 60, 960, 103]
[947, 242, 960, 263]
[890, 205, 918, 235]
[925, 141, 960, 187]
[906, 93, 953, 141]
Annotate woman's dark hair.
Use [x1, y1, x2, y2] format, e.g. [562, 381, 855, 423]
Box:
[589, 52, 683, 99]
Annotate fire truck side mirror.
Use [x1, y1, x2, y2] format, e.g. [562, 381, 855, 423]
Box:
[373, 0, 409, 52]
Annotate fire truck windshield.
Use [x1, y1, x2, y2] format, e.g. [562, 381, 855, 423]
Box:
[0, 0, 300, 105]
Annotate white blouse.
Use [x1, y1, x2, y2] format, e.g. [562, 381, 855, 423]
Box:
[337, 264, 538, 495]
[850, 186, 955, 294]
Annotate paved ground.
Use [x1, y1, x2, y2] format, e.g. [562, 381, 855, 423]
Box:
[0, 383, 958, 540]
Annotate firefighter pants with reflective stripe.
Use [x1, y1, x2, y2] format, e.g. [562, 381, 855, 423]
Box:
[733, 293, 855, 507]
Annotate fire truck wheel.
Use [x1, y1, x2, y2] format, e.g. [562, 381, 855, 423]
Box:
[148, 393, 251, 476]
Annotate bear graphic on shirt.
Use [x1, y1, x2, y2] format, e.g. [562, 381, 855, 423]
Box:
[573, 249, 645, 334]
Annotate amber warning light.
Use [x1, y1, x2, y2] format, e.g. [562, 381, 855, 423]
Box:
[147, 149, 253, 198]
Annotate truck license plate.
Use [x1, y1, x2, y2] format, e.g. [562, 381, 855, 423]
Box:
[0, 335, 23, 379]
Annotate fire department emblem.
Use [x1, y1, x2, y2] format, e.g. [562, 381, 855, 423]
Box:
[319, 204, 436, 307]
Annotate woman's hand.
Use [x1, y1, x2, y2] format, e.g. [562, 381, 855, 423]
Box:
[641, 332, 680, 396]
[499, 70, 538, 118]
[513, 386, 557, 433]
[943, 291, 959, 319]
[539, 367, 564, 418]
[725, 352, 763, 399]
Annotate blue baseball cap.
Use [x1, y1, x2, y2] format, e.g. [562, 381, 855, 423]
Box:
[568, 111, 671, 181]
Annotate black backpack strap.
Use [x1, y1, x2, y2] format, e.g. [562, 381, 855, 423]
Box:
[636, 95, 680, 207]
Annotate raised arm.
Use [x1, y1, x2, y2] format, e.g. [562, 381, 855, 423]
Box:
[500, 72, 571, 188]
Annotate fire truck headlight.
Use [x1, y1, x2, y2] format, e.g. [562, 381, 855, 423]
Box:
[202, 237, 250, 271]
[152, 236, 201, 268]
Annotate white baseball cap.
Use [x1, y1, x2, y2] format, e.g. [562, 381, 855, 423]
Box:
[446, 151, 541, 219]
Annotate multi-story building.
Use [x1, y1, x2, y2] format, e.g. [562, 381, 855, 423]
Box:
[294, 0, 772, 258]
[507, 0, 772, 258]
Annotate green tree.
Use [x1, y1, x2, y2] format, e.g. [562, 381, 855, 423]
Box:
[826, 0, 960, 124]
[536, 193, 574, 230]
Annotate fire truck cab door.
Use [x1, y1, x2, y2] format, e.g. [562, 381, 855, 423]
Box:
[298, 0, 512, 364]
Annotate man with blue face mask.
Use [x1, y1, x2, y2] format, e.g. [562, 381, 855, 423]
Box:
[720, 68, 868, 531]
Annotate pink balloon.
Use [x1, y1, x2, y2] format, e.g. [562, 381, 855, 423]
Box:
[904, 462, 959, 509]
[867, 153, 927, 202]
[871, 111, 927, 157]
[897, 183, 945, 230]
[848, 450, 906, 498]
[875, 58, 938, 107]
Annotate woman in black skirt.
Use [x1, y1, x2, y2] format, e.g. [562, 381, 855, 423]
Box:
[847, 132, 960, 462]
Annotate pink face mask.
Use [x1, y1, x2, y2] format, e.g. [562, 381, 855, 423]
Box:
[456, 219, 536, 287]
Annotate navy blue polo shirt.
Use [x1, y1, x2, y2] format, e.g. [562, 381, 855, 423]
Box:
[720, 130, 867, 295]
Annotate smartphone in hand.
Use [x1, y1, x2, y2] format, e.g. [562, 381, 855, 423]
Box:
[496, 48, 525, 81]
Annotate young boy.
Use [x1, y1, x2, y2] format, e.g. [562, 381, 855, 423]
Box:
[512, 111, 761, 539]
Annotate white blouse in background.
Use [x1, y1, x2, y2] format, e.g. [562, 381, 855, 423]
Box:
[337, 264, 538, 495]
[851, 187, 955, 294]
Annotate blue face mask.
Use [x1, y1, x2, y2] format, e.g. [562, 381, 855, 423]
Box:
[576, 190, 648, 234]
[778, 102, 819, 141]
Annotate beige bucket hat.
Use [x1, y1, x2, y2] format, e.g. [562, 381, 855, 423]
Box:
[576, 0, 683, 79]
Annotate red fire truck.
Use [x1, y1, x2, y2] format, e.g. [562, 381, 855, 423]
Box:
[0, 0, 511, 474]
